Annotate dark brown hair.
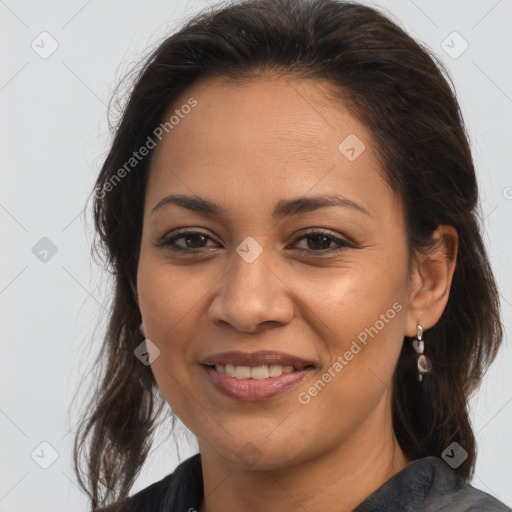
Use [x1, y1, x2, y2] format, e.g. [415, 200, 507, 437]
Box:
[73, 0, 504, 509]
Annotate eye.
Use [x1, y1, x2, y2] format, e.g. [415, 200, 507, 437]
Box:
[156, 229, 218, 252]
[290, 229, 353, 253]
[156, 228, 353, 254]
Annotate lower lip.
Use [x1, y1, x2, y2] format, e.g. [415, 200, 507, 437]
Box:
[202, 365, 315, 402]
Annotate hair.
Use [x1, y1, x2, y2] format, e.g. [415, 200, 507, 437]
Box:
[73, 0, 504, 510]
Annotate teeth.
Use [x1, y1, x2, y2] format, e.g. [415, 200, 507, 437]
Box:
[251, 366, 269, 379]
[269, 364, 284, 377]
[214, 363, 298, 379]
[234, 366, 252, 379]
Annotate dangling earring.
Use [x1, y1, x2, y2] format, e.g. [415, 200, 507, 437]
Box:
[412, 323, 432, 381]
[139, 321, 145, 337]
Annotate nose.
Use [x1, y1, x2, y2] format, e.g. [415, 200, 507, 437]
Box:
[208, 245, 295, 333]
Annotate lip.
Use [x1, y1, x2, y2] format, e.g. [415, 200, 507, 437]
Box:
[201, 350, 316, 370]
[202, 364, 315, 401]
[200, 350, 317, 402]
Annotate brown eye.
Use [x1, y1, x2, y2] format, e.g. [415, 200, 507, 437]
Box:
[157, 230, 219, 252]
[292, 230, 353, 253]
[156, 228, 353, 254]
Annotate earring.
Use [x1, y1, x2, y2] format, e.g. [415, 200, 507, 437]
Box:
[139, 321, 145, 337]
[412, 323, 432, 381]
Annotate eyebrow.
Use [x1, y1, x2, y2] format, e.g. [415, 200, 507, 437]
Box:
[151, 193, 371, 219]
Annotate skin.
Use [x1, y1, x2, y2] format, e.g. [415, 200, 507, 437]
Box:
[136, 73, 458, 512]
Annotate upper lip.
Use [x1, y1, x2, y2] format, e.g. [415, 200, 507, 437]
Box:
[201, 350, 316, 370]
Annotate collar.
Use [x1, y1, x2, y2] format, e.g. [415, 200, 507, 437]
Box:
[157, 453, 508, 511]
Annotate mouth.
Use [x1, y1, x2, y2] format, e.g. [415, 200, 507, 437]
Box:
[200, 351, 317, 401]
[204, 362, 315, 379]
[201, 350, 316, 377]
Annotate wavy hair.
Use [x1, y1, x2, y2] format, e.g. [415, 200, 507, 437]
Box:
[73, 0, 504, 509]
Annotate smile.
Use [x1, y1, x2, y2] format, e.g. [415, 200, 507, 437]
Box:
[212, 363, 299, 379]
[200, 350, 317, 401]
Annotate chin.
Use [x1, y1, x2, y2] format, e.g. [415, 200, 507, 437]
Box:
[201, 429, 310, 471]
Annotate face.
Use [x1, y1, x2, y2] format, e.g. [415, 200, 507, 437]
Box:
[137, 74, 412, 469]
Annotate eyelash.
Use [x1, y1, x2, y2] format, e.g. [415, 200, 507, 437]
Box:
[156, 228, 353, 254]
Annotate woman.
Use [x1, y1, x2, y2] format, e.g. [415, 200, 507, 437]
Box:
[73, 0, 511, 510]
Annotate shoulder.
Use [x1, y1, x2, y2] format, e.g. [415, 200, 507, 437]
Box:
[438, 481, 511, 512]
[98, 453, 203, 512]
[413, 457, 511, 512]
[354, 456, 511, 512]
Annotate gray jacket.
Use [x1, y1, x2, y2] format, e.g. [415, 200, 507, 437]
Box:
[104, 453, 511, 511]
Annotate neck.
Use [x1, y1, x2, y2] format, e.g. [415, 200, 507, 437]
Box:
[198, 396, 411, 512]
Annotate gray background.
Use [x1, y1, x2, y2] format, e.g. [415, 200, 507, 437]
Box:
[1, 0, 511, 510]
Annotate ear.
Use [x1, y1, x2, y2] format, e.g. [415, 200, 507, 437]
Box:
[404, 225, 458, 337]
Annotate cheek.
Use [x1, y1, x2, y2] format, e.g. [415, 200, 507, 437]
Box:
[137, 260, 201, 399]
[137, 258, 200, 337]
[137, 260, 202, 421]
[306, 253, 408, 395]
[303, 260, 406, 347]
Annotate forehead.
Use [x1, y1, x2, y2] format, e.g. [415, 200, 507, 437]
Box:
[155, 74, 372, 161]
[146, 74, 398, 222]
